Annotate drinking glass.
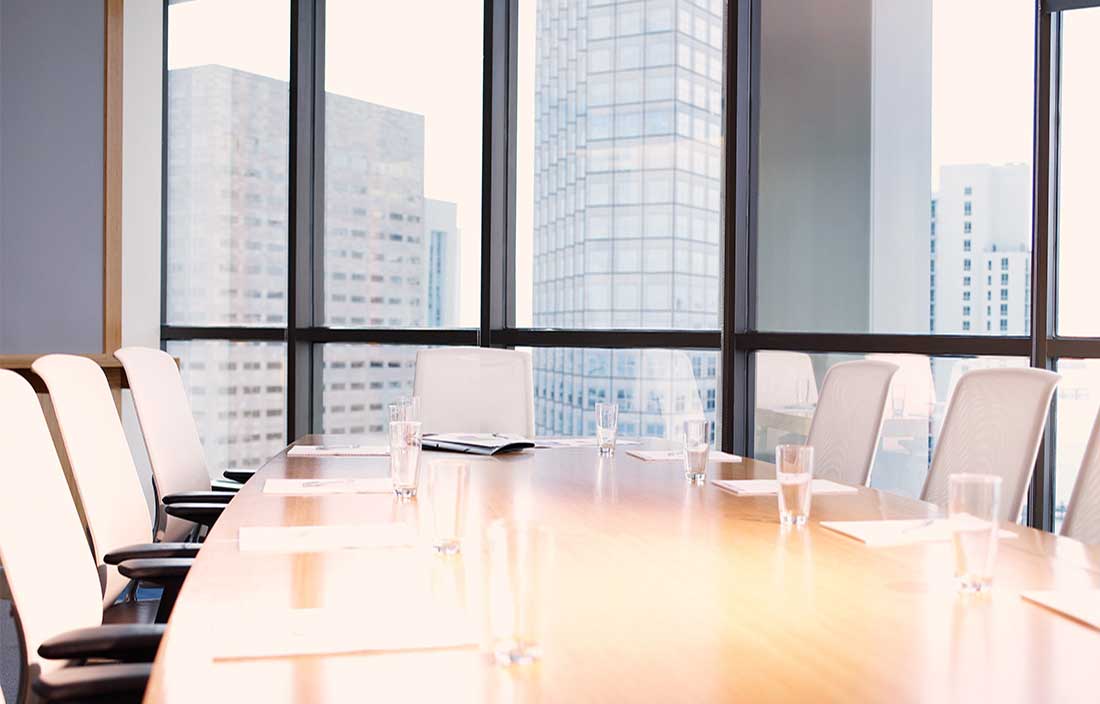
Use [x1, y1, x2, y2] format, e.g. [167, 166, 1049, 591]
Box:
[948, 473, 1002, 593]
[775, 444, 814, 527]
[428, 461, 469, 555]
[389, 395, 421, 423]
[595, 402, 618, 454]
[682, 418, 710, 482]
[486, 520, 553, 666]
[389, 420, 422, 499]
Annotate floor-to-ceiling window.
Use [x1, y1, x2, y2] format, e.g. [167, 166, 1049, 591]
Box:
[163, 0, 1092, 531]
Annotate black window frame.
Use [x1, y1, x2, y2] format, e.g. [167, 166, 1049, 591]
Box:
[161, 0, 1100, 532]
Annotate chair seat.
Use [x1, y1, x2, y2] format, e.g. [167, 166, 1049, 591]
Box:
[102, 598, 159, 625]
[33, 662, 151, 703]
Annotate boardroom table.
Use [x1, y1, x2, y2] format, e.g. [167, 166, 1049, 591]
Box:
[145, 436, 1100, 703]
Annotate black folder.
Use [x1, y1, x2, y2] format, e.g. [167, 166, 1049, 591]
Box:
[421, 433, 535, 455]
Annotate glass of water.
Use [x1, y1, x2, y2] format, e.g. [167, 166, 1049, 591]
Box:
[682, 418, 710, 483]
[389, 420, 422, 499]
[948, 473, 1002, 593]
[389, 395, 421, 423]
[486, 520, 553, 666]
[775, 444, 814, 527]
[428, 460, 469, 555]
[595, 402, 618, 454]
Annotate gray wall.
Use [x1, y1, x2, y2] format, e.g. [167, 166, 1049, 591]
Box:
[756, 0, 873, 333]
[0, 0, 105, 354]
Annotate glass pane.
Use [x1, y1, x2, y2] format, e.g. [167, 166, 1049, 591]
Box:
[319, 344, 420, 439]
[527, 347, 720, 441]
[1054, 359, 1100, 532]
[323, 0, 482, 328]
[753, 352, 1027, 498]
[166, 340, 287, 471]
[1056, 8, 1100, 335]
[514, 0, 725, 329]
[755, 1, 1033, 334]
[166, 0, 290, 326]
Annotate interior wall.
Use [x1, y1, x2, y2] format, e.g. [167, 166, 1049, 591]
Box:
[0, 0, 105, 353]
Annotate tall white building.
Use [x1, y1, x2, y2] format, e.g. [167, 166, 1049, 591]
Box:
[530, 0, 723, 438]
[168, 65, 460, 467]
[930, 163, 1031, 335]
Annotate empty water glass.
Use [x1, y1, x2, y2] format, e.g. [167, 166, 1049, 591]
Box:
[595, 402, 618, 454]
[389, 395, 421, 423]
[682, 418, 710, 482]
[389, 420, 422, 499]
[486, 520, 553, 666]
[949, 473, 1002, 593]
[776, 444, 814, 527]
[428, 461, 469, 555]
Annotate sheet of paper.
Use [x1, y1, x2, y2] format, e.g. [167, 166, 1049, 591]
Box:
[238, 523, 415, 553]
[1021, 590, 1100, 631]
[627, 449, 742, 463]
[287, 444, 389, 457]
[212, 606, 479, 660]
[533, 437, 641, 448]
[711, 479, 857, 496]
[263, 478, 393, 495]
[819, 518, 1018, 547]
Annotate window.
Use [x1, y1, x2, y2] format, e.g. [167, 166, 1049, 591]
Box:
[515, 0, 725, 331]
[1001, 257, 1009, 270]
[323, 0, 481, 329]
[166, 0, 290, 328]
[320, 345, 420, 436]
[963, 306, 971, 317]
[167, 341, 287, 469]
[963, 239, 971, 252]
[1057, 8, 1100, 335]
[963, 276, 971, 287]
[1000, 319, 1008, 332]
[1000, 304, 1009, 316]
[754, 353, 1026, 497]
[1001, 273, 1010, 286]
[963, 259, 971, 272]
[753, 0, 1032, 335]
[526, 348, 719, 440]
[963, 291, 970, 301]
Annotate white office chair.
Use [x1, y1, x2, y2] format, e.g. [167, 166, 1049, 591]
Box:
[1061, 407, 1100, 544]
[413, 347, 535, 437]
[115, 346, 239, 542]
[805, 360, 899, 486]
[921, 368, 1060, 521]
[754, 351, 819, 410]
[31, 355, 205, 607]
[0, 370, 166, 704]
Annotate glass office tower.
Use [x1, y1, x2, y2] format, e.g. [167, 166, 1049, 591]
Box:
[529, 0, 723, 437]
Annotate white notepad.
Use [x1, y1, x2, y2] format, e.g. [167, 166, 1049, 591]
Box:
[287, 444, 389, 458]
[212, 606, 479, 660]
[712, 479, 855, 496]
[627, 449, 742, 463]
[238, 523, 415, 553]
[819, 518, 1018, 547]
[1021, 590, 1100, 630]
[533, 437, 641, 448]
[263, 478, 393, 496]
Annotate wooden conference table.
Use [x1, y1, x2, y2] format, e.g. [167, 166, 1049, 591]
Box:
[146, 437, 1100, 703]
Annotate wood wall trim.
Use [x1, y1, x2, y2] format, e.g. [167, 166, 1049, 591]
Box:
[103, 0, 124, 353]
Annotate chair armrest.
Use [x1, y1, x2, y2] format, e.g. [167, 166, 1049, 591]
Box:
[116, 558, 192, 583]
[116, 558, 192, 624]
[33, 662, 151, 703]
[211, 478, 243, 492]
[38, 624, 164, 663]
[162, 491, 234, 505]
[223, 468, 256, 484]
[164, 502, 225, 528]
[103, 542, 200, 566]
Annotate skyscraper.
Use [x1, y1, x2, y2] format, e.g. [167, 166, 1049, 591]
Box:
[930, 163, 1031, 336]
[168, 65, 460, 466]
[529, 0, 723, 438]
